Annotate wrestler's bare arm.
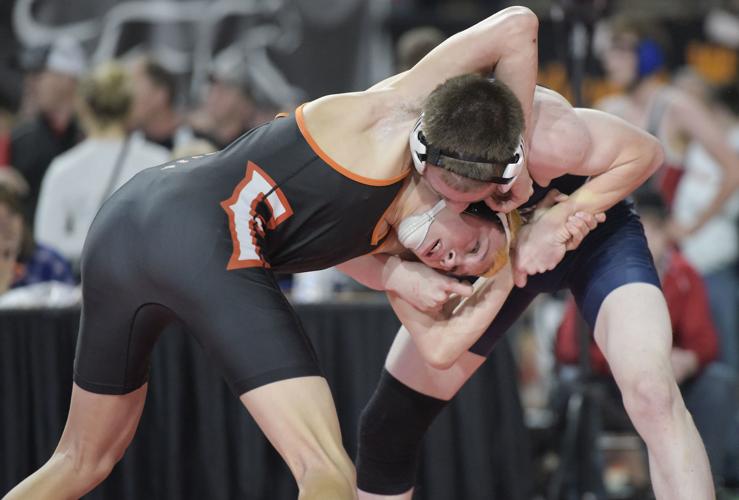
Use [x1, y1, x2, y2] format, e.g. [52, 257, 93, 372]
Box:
[522, 86, 663, 220]
[386, 263, 514, 369]
[512, 90, 663, 283]
[301, 7, 539, 182]
[336, 254, 473, 312]
[391, 6, 538, 134]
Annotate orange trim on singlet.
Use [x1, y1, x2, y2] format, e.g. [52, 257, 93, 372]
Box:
[294, 104, 409, 187]
[370, 202, 395, 246]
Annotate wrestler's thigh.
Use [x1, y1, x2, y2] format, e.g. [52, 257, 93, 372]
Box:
[174, 265, 323, 396]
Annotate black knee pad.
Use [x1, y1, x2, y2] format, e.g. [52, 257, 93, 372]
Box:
[356, 369, 449, 495]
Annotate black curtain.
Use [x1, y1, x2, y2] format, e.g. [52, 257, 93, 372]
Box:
[1, 302, 531, 499]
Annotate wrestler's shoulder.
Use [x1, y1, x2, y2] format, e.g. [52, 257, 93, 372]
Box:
[305, 88, 411, 127]
[301, 92, 413, 181]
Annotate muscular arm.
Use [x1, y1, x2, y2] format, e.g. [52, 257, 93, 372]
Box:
[337, 253, 473, 312]
[394, 6, 538, 137]
[512, 91, 662, 282]
[531, 89, 664, 217]
[552, 109, 663, 216]
[387, 264, 513, 369]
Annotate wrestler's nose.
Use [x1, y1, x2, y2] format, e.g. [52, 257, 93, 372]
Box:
[498, 182, 513, 194]
[441, 250, 457, 270]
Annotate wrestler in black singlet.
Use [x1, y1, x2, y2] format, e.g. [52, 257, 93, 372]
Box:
[74, 106, 408, 396]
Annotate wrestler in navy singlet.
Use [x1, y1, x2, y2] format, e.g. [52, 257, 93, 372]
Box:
[468, 174, 661, 356]
[74, 107, 408, 396]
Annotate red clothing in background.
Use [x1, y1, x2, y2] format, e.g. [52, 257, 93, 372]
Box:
[0, 131, 10, 166]
[556, 250, 718, 375]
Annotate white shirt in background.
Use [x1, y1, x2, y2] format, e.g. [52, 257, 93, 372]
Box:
[672, 127, 739, 274]
[34, 135, 170, 264]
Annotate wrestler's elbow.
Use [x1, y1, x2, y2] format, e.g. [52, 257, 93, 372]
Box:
[501, 6, 538, 33]
[495, 7, 538, 44]
[423, 340, 461, 370]
[478, 6, 537, 41]
[644, 136, 665, 177]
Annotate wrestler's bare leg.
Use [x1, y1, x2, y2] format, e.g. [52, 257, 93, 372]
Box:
[4, 383, 147, 500]
[595, 283, 714, 500]
[241, 376, 356, 500]
[357, 327, 486, 500]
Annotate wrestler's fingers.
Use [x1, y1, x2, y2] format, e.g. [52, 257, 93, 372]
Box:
[567, 215, 590, 238]
[513, 267, 528, 288]
[574, 211, 599, 231]
[565, 218, 588, 249]
[446, 280, 474, 297]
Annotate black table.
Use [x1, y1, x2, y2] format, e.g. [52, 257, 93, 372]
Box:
[0, 301, 531, 499]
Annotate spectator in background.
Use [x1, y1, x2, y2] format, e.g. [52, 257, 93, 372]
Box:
[395, 26, 446, 71]
[189, 48, 263, 149]
[15, 45, 49, 121]
[0, 188, 24, 294]
[189, 47, 293, 150]
[670, 68, 739, 373]
[128, 55, 196, 152]
[596, 16, 739, 232]
[34, 62, 169, 269]
[596, 16, 739, 373]
[0, 187, 73, 291]
[10, 36, 86, 221]
[556, 190, 738, 488]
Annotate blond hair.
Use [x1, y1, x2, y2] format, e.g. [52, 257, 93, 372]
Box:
[78, 62, 132, 127]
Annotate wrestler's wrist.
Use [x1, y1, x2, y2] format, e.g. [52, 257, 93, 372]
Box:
[381, 255, 405, 293]
[538, 201, 572, 230]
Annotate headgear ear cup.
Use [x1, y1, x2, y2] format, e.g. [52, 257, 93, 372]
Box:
[409, 117, 427, 174]
[637, 39, 665, 78]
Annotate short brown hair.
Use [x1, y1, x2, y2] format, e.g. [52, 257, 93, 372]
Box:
[422, 74, 524, 181]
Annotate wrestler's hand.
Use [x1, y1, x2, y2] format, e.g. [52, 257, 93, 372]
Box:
[484, 167, 534, 213]
[385, 259, 473, 312]
[512, 191, 605, 287]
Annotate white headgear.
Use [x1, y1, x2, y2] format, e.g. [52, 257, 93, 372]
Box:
[397, 199, 446, 250]
[398, 200, 513, 252]
[408, 115, 525, 185]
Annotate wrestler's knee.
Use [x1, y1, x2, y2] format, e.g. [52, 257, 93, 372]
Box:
[298, 462, 356, 500]
[620, 371, 680, 425]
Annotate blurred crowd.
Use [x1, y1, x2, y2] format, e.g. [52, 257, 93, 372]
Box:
[0, 1, 738, 498]
[0, 34, 299, 303]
